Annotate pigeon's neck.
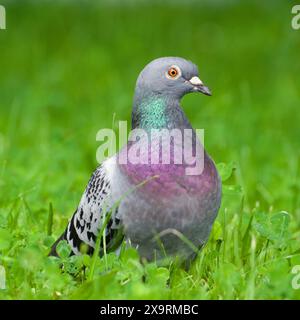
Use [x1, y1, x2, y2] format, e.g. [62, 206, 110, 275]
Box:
[132, 93, 191, 131]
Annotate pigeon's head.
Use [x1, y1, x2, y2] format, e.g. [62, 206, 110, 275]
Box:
[135, 57, 211, 100]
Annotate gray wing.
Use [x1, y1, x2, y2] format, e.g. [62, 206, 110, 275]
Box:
[51, 163, 123, 256]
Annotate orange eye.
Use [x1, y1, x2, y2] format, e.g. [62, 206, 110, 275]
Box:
[166, 65, 181, 80]
[168, 67, 178, 78]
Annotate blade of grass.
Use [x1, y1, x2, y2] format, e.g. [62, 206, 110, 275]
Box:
[47, 202, 54, 236]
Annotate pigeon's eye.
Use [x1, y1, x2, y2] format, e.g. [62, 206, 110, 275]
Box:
[166, 65, 181, 80]
[168, 68, 178, 77]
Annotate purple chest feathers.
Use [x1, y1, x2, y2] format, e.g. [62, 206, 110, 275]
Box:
[117, 137, 221, 202]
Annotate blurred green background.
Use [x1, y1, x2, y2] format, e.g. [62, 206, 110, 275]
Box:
[0, 0, 299, 299]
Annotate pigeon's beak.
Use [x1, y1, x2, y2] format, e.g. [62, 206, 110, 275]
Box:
[189, 76, 212, 96]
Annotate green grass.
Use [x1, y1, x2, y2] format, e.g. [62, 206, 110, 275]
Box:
[0, 0, 300, 299]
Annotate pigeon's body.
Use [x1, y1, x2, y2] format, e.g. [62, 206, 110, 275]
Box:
[116, 152, 220, 261]
[50, 57, 221, 262]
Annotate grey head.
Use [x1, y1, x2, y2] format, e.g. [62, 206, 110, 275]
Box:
[132, 57, 212, 129]
[134, 57, 211, 103]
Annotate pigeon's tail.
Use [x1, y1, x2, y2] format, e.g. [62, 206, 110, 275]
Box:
[48, 230, 67, 257]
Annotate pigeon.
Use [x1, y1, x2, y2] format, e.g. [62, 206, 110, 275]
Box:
[50, 57, 221, 263]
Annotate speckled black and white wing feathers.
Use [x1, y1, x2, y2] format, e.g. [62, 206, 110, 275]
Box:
[50, 162, 122, 256]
